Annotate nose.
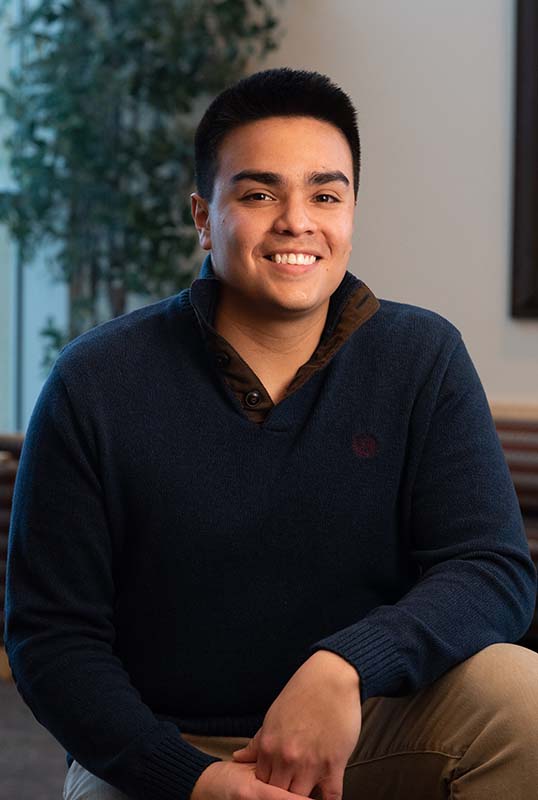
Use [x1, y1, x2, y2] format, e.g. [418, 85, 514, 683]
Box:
[272, 195, 317, 236]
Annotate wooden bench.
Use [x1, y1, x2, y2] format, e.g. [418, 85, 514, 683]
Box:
[490, 408, 538, 647]
[1, 411, 538, 680]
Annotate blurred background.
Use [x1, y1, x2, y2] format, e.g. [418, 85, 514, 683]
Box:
[1, 1, 537, 798]
[1, 0, 538, 432]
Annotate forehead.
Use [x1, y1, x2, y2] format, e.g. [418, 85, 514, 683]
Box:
[215, 116, 353, 181]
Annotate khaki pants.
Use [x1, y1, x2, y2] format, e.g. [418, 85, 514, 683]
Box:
[63, 643, 538, 799]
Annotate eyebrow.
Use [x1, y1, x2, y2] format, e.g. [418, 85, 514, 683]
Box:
[230, 170, 350, 189]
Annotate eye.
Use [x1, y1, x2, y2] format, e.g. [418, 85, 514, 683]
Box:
[242, 192, 275, 201]
[315, 194, 339, 203]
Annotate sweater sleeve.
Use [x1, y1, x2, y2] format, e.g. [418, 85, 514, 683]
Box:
[308, 334, 538, 704]
[4, 364, 221, 800]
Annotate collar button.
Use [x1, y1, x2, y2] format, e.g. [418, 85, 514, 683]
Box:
[215, 351, 230, 368]
[245, 390, 262, 407]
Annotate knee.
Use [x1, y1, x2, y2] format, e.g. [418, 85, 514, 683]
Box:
[456, 643, 538, 730]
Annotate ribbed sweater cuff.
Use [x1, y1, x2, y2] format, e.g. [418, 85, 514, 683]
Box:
[307, 620, 407, 704]
[134, 731, 222, 800]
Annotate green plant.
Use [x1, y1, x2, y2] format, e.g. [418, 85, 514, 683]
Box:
[0, 0, 284, 373]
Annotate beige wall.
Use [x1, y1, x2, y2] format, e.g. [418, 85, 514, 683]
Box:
[261, 0, 537, 406]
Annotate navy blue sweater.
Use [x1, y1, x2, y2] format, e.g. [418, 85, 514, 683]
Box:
[5, 262, 537, 800]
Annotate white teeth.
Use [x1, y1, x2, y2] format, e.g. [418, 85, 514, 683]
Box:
[271, 253, 317, 265]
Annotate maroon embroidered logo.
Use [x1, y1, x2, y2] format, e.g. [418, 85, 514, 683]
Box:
[352, 433, 378, 458]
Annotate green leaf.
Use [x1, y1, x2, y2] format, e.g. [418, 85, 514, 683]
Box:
[0, 0, 286, 366]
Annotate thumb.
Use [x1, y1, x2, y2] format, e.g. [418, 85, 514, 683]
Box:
[232, 736, 258, 761]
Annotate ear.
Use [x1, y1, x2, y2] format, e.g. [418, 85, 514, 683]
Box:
[191, 193, 212, 251]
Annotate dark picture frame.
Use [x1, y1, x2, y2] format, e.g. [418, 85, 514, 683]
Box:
[512, 0, 538, 317]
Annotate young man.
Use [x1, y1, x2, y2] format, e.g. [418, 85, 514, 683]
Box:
[5, 68, 538, 800]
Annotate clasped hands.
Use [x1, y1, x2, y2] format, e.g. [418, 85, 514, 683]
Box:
[231, 650, 362, 800]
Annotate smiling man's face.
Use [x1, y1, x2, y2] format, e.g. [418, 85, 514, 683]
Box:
[191, 115, 356, 324]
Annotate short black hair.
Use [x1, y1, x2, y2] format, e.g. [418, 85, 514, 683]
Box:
[194, 68, 360, 202]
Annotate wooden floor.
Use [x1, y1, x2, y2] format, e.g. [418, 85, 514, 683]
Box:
[0, 679, 67, 800]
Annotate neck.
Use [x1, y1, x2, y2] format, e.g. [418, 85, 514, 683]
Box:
[213, 287, 329, 365]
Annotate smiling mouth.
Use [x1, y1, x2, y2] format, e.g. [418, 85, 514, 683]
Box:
[263, 254, 321, 265]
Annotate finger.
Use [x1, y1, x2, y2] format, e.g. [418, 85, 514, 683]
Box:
[256, 780, 313, 800]
[232, 733, 259, 761]
[266, 763, 296, 792]
[254, 747, 273, 785]
[232, 746, 254, 761]
[311, 772, 344, 800]
[287, 770, 320, 799]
